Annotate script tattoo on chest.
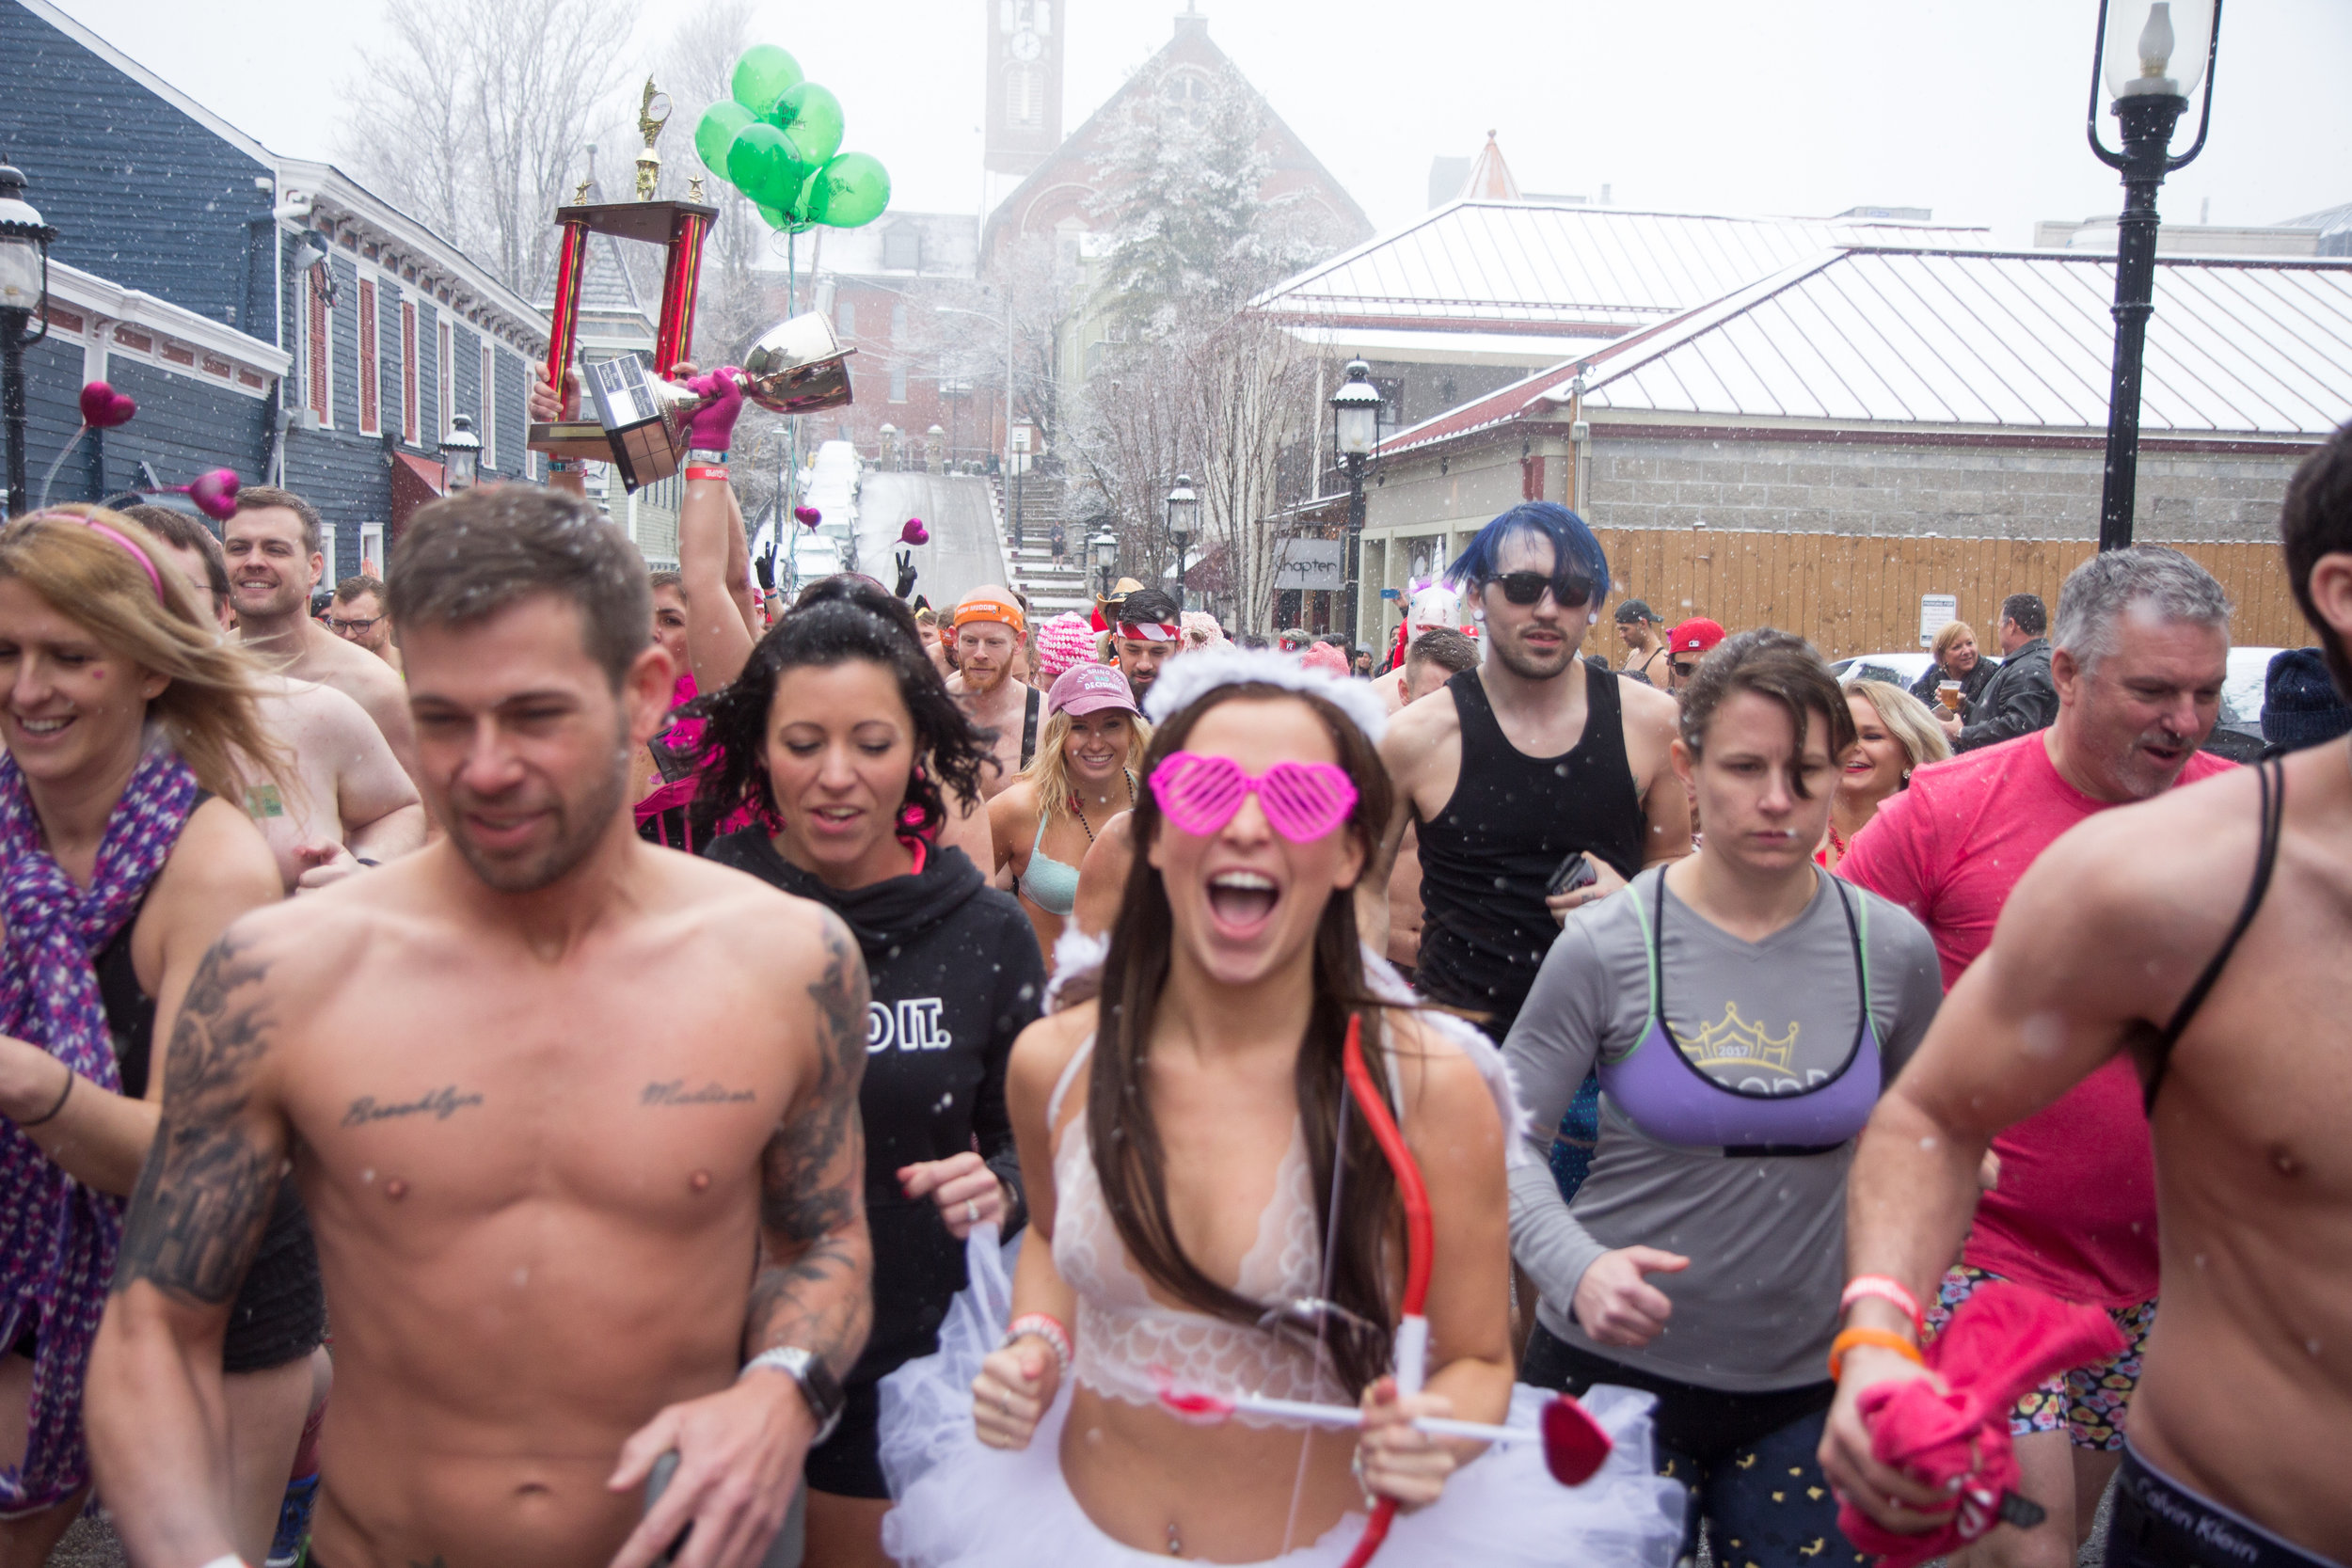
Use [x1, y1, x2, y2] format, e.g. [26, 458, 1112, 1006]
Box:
[341, 1085, 485, 1128]
[642, 1080, 756, 1108]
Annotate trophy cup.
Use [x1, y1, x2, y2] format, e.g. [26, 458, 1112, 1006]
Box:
[578, 314, 858, 491]
[532, 80, 858, 492]
[530, 77, 723, 485]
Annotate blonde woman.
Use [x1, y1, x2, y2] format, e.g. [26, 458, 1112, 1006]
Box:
[1909, 620, 1995, 717]
[989, 665, 1148, 954]
[0, 508, 319, 1564]
[1820, 679, 1951, 870]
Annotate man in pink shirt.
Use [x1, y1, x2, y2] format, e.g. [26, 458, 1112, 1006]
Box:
[1837, 546, 2234, 1568]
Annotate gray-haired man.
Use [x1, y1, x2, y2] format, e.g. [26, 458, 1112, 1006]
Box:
[1834, 546, 2234, 1568]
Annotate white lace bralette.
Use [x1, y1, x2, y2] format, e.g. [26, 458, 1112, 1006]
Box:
[1046, 1038, 1339, 1420]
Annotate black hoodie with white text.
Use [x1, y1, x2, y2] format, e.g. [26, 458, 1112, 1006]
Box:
[706, 830, 1047, 1386]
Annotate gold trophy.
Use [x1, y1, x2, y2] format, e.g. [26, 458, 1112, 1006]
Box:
[532, 79, 858, 491]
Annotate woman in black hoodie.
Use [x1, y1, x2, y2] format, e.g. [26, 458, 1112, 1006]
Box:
[689, 576, 1047, 1567]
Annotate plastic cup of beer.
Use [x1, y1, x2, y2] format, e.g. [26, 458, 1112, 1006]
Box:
[1937, 680, 1963, 711]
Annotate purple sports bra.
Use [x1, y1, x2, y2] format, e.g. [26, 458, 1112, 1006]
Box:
[1595, 870, 1882, 1156]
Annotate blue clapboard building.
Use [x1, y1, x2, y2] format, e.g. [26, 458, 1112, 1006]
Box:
[2, 0, 547, 576]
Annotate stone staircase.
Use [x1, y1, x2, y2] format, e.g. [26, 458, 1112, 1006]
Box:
[997, 475, 1094, 621]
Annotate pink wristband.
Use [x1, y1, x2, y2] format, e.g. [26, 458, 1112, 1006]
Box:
[1003, 1312, 1073, 1382]
[1839, 1275, 1925, 1337]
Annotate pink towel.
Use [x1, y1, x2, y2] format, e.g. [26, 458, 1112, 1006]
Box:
[1839, 1281, 2125, 1568]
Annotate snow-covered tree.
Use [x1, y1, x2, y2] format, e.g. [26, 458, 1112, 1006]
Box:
[1064, 61, 1340, 633]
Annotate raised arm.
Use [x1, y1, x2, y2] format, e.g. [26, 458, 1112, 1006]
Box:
[610, 909, 872, 1568]
[87, 925, 294, 1568]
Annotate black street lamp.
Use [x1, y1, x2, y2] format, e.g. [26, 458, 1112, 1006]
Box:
[2088, 0, 2221, 552]
[441, 412, 482, 493]
[1329, 360, 1381, 648]
[1090, 529, 1119, 599]
[1166, 473, 1198, 612]
[0, 164, 58, 519]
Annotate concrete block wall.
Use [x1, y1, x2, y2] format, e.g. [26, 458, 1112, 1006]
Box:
[1580, 435, 2302, 546]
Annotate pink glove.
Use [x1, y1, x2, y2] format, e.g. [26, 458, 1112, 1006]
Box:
[683, 367, 744, 453]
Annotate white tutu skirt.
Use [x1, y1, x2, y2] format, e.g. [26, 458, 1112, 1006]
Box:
[878, 1227, 1684, 1568]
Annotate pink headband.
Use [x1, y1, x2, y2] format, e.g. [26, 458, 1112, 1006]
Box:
[23, 511, 166, 602]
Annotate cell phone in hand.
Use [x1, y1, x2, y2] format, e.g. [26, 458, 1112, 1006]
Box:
[1545, 851, 1597, 898]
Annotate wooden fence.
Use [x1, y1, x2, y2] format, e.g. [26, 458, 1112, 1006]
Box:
[1596, 526, 2307, 660]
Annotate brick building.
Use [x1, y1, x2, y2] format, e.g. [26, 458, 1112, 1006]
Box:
[2, 0, 546, 576]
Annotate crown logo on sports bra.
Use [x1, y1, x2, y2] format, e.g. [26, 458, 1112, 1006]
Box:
[1679, 1003, 1802, 1079]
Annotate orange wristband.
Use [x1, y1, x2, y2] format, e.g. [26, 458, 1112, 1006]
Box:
[1827, 1326, 1925, 1382]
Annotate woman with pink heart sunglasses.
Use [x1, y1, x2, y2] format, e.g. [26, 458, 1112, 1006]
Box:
[878, 651, 1678, 1568]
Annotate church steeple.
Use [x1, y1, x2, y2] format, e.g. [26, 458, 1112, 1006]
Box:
[985, 0, 1065, 186]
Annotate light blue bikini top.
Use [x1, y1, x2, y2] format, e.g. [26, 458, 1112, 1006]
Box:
[1021, 809, 1081, 916]
[1018, 772, 1134, 918]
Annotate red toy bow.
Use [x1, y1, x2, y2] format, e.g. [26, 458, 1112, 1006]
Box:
[1335, 1014, 1433, 1568]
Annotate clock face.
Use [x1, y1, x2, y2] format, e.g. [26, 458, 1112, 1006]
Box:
[1009, 27, 1043, 61]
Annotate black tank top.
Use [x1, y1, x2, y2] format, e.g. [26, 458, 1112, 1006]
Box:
[1415, 661, 1646, 1032]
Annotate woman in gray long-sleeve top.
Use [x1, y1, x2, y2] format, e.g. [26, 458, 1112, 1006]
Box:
[1505, 631, 1944, 1568]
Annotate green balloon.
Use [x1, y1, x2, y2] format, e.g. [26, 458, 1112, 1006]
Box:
[772, 82, 845, 165]
[730, 44, 803, 115]
[725, 121, 799, 207]
[755, 202, 792, 231]
[694, 103, 755, 175]
[809, 151, 891, 229]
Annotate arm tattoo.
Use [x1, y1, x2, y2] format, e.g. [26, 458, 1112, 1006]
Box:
[749, 914, 873, 1378]
[112, 931, 283, 1306]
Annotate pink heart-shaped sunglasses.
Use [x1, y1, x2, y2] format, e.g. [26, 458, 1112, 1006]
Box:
[1148, 752, 1359, 843]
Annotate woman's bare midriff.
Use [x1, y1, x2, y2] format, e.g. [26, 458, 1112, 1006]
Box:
[1060, 1385, 1360, 1562]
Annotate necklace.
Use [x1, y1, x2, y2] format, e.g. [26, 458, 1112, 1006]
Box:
[1070, 768, 1136, 845]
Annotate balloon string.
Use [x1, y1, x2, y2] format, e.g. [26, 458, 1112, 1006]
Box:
[35, 424, 90, 514]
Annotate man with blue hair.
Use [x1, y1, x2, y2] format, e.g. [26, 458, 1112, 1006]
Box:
[1375, 503, 1689, 1186]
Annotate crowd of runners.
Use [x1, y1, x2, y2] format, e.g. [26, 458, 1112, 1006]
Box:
[0, 362, 2342, 1568]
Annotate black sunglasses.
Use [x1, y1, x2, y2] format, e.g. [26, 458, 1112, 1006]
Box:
[1491, 570, 1595, 610]
[1671, 660, 1700, 678]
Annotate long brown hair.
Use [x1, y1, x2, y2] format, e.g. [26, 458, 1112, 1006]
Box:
[1091, 682, 1401, 1395]
[0, 508, 284, 801]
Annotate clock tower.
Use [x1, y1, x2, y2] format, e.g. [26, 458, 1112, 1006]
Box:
[984, 0, 1063, 211]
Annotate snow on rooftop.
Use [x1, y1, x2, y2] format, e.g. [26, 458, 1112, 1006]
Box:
[1379, 246, 2352, 452]
[1251, 200, 1997, 337]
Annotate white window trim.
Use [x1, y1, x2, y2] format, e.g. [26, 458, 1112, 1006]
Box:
[358, 522, 384, 578]
[481, 340, 497, 472]
[439, 319, 454, 438]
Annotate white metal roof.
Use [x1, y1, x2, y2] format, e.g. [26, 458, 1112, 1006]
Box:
[1583, 248, 2352, 436]
[1382, 246, 2352, 452]
[1251, 200, 1995, 337]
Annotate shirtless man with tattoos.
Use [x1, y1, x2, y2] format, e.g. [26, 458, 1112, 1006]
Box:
[86, 487, 874, 1568]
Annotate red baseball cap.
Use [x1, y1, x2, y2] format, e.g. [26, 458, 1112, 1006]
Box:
[1668, 618, 1725, 655]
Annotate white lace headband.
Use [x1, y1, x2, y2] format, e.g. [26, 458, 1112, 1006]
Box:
[1140, 647, 1390, 745]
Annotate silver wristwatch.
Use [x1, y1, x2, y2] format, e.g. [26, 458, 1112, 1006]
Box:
[740, 1346, 845, 1445]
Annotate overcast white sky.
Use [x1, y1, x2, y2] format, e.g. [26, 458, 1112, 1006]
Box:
[49, 0, 2352, 245]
